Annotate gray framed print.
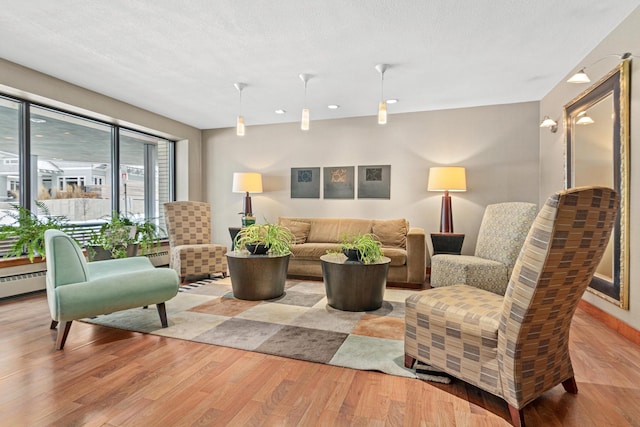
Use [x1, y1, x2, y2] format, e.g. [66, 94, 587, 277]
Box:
[357, 165, 390, 199]
[323, 166, 354, 199]
[291, 167, 320, 198]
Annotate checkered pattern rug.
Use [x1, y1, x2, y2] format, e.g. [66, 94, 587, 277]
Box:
[83, 277, 418, 378]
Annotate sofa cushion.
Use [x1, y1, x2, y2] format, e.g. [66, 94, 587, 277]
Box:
[305, 218, 373, 243]
[279, 218, 312, 244]
[290, 243, 342, 261]
[372, 219, 408, 248]
[380, 246, 407, 266]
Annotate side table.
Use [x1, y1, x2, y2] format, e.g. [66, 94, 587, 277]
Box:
[431, 233, 465, 255]
[228, 227, 241, 247]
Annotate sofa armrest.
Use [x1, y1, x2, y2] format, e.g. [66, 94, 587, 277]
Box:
[406, 227, 426, 284]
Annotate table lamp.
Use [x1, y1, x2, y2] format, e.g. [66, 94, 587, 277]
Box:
[232, 172, 263, 226]
[427, 166, 467, 233]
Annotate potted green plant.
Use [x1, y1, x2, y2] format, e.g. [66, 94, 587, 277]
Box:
[339, 232, 384, 264]
[233, 222, 294, 255]
[0, 201, 71, 262]
[87, 212, 163, 260]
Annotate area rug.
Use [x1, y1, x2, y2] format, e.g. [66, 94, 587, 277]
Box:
[82, 277, 419, 378]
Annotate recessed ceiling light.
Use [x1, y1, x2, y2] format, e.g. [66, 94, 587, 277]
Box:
[275, 109, 286, 114]
[4, 136, 14, 140]
[30, 118, 46, 123]
[35, 134, 44, 138]
[327, 104, 340, 110]
[386, 99, 398, 104]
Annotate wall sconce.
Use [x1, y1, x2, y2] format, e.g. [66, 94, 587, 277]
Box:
[576, 111, 594, 125]
[540, 116, 558, 133]
[567, 52, 632, 84]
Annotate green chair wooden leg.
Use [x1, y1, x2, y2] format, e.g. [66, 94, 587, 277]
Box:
[156, 303, 168, 327]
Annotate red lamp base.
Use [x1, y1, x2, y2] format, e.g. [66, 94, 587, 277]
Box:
[440, 190, 454, 233]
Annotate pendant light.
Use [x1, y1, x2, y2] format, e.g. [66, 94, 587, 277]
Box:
[299, 73, 311, 131]
[375, 64, 389, 124]
[234, 82, 246, 136]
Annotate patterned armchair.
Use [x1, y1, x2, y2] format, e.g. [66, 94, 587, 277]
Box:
[430, 202, 537, 295]
[405, 187, 618, 427]
[164, 201, 227, 283]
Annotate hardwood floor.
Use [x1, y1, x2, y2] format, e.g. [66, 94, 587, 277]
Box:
[1, 292, 639, 426]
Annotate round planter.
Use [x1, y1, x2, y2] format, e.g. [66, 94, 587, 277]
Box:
[320, 254, 390, 311]
[226, 252, 290, 300]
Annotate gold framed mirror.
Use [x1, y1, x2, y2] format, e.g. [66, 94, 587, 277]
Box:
[564, 59, 630, 309]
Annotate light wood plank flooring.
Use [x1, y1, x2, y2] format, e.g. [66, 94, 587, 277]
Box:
[1, 291, 639, 426]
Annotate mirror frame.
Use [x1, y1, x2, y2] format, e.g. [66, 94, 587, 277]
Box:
[564, 59, 630, 309]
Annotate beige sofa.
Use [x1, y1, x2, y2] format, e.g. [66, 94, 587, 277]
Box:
[278, 217, 426, 285]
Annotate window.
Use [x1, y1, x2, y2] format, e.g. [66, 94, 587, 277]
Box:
[0, 94, 175, 244]
[0, 96, 20, 204]
[31, 106, 112, 222]
[120, 129, 172, 235]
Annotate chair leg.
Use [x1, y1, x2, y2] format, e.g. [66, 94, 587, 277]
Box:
[55, 321, 73, 350]
[404, 354, 416, 369]
[50, 320, 58, 329]
[157, 303, 168, 327]
[508, 404, 525, 427]
[562, 376, 578, 394]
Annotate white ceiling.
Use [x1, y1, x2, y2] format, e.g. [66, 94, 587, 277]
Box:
[1, 1, 639, 130]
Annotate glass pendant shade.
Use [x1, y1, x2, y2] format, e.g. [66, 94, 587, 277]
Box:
[378, 101, 387, 125]
[236, 115, 245, 136]
[301, 108, 310, 131]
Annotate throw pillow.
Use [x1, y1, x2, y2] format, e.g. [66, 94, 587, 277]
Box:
[372, 219, 408, 248]
[279, 218, 311, 244]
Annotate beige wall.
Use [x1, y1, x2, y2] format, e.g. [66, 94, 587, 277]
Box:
[203, 101, 540, 255]
[0, 58, 202, 201]
[540, 8, 640, 329]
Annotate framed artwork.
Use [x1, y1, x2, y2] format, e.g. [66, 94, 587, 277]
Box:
[323, 166, 354, 199]
[358, 165, 390, 199]
[291, 167, 320, 198]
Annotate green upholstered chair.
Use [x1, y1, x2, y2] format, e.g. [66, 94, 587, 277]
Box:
[430, 202, 538, 295]
[164, 201, 228, 283]
[405, 187, 618, 427]
[45, 229, 179, 350]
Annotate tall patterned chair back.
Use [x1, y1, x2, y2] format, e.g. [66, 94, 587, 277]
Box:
[474, 202, 538, 278]
[164, 201, 212, 247]
[497, 186, 618, 409]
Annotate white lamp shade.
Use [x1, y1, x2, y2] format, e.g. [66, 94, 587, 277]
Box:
[540, 116, 557, 128]
[567, 69, 591, 84]
[428, 167, 467, 192]
[576, 115, 594, 125]
[232, 172, 263, 193]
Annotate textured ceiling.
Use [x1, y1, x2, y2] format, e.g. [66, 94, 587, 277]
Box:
[1, 1, 639, 130]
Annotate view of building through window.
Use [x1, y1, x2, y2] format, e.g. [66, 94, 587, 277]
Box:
[0, 95, 174, 241]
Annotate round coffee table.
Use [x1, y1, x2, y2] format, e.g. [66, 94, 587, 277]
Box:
[226, 252, 290, 300]
[320, 254, 391, 311]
